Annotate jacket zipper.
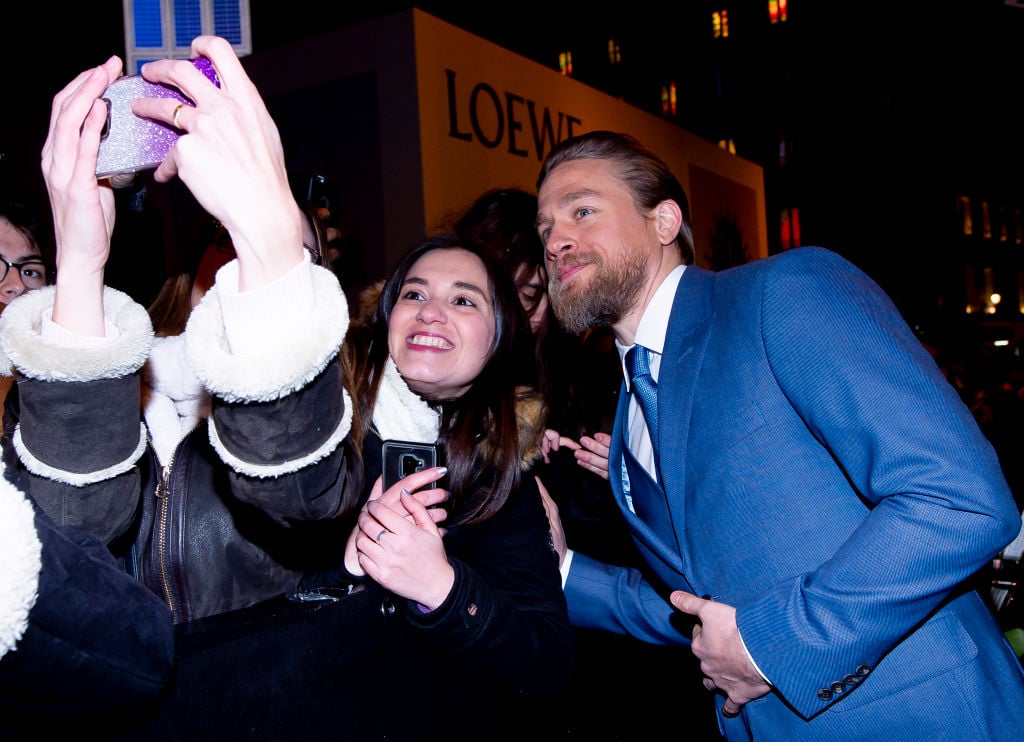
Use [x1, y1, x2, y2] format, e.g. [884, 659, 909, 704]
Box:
[155, 453, 177, 619]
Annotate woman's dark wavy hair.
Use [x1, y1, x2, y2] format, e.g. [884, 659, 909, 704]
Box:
[535, 130, 695, 264]
[343, 232, 533, 526]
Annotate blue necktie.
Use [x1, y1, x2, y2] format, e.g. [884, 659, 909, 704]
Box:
[626, 345, 659, 449]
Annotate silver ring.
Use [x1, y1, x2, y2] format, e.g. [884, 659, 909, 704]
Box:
[172, 103, 186, 129]
[376, 529, 387, 544]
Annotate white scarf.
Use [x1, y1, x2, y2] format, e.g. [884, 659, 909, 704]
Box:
[372, 358, 440, 443]
[142, 334, 211, 466]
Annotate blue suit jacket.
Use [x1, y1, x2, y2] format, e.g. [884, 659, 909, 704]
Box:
[565, 247, 1024, 740]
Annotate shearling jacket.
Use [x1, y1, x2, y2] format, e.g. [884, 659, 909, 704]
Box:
[0, 262, 572, 703]
[0, 464, 173, 737]
[0, 285, 347, 623]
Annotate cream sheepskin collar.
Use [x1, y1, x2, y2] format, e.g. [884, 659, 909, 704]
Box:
[372, 358, 440, 443]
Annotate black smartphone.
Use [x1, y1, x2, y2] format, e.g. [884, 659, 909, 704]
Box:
[381, 440, 439, 491]
[306, 173, 342, 214]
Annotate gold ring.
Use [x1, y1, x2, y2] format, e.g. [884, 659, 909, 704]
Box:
[172, 103, 186, 129]
[376, 529, 387, 543]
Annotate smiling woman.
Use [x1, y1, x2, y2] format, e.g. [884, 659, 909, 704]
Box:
[343, 232, 540, 526]
[387, 245, 496, 401]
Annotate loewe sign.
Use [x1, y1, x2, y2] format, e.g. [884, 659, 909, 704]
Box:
[443, 69, 583, 161]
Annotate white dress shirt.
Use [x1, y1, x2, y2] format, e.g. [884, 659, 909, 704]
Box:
[559, 266, 682, 575]
[615, 265, 685, 497]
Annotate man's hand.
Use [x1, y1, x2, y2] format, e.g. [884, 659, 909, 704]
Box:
[670, 591, 771, 717]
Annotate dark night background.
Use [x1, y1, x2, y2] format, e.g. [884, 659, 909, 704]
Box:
[6, 2, 1020, 195]
[2, 1, 1022, 323]
[1, 4, 1021, 735]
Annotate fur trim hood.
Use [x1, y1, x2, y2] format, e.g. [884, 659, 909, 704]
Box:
[474, 385, 547, 472]
[512, 386, 548, 471]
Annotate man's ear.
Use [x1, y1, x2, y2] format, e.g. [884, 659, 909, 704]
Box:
[654, 200, 683, 246]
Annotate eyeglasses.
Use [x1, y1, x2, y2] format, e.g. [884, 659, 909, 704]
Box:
[0, 257, 47, 289]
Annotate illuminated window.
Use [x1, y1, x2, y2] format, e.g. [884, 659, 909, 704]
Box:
[607, 39, 621, 64]
[712, 10, 730, 39]
[559, 51, 574, 76]
[984, 267, 997, 314]
[769, 0, 788, 24]
[958, 196, 973, 236]
[982, 201, 992, 239]
[717, 138, 736, 154]
[661, 82, 677, 117]
[780, 207, 800, 249]
[124, 0, 250, 74]
[965, 265, 977, 314]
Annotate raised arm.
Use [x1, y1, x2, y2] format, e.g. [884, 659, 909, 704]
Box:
[41, 54, 123, 334]
[0, 55, 152, 544]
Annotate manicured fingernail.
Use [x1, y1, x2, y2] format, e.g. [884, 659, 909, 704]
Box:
[436, 467, 447, 476]
[401, 488, 410, 497]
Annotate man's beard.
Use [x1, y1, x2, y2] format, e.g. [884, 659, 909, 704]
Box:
[549, 252, 647, 335]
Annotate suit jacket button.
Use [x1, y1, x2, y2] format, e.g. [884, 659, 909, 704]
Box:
[843, 674, 859, 687]
[856, 664, 871, 677]
[817, 688, 833, 701]
[379, 596, 396, 618]
[830, 681, 845, 695]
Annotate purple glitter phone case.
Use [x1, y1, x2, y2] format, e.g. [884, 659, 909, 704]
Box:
[95, 57, 221, 178]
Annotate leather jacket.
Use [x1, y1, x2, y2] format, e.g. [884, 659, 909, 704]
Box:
[0, 267, 572, 703]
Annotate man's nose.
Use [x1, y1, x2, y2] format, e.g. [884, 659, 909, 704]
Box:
[544, 231, 575, 263]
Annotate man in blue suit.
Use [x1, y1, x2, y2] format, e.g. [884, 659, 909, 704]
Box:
[535, 130, 1024, 740]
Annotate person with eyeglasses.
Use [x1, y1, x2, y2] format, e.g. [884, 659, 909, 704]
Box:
[0, 198, 49, 307]
[0, 197, 52, 439]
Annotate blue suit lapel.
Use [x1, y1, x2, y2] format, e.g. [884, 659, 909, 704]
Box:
[607, 266, 715, 571]
[657, 266, 715, 531]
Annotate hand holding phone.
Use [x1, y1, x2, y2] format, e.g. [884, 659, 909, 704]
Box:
[95, 57, 221, 179]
